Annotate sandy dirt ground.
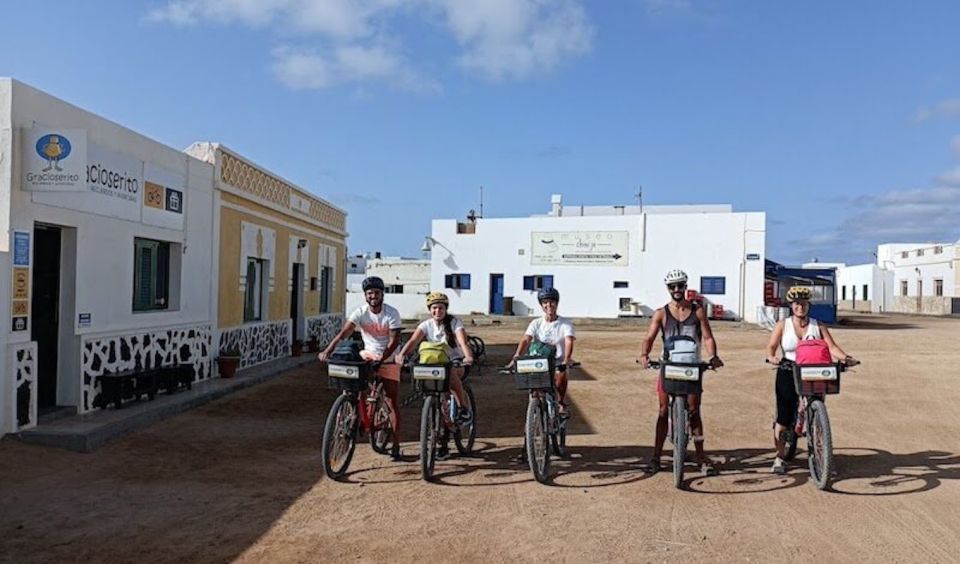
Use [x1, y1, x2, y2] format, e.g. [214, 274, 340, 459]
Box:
[2, 313, 959, 563]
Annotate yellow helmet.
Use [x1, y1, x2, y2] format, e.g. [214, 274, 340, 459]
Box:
[786, 286, 813, 302]
[425, 291, 449, 308]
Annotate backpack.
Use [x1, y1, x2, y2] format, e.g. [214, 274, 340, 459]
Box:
[665, 335, 699, 364]
[418, 341, 450, 365]
[330, 340, 362, 362]
[796, 338, 831, 365]
[528, 340, 557, 359]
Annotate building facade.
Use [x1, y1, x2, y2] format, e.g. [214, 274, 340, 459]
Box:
[429, 195, 767, 322]
[835, 263, 894, 313]
[876, 242, 960, 315]
[185, 144, 347, 371]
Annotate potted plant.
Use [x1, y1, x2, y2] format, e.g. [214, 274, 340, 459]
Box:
[306, 336, 320, 353]
[217, 345, 241, 378]
[291, 339, 304, 357]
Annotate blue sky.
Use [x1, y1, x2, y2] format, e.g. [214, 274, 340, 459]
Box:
[3, 1, 960, 265]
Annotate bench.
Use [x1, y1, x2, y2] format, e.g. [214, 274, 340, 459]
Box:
[97, 369, 159, 409]
[157, 364, 194, 394]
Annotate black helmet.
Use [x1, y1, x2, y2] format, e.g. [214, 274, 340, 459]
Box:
[537, 287, 560, 303]
[362, 276, 385, 292]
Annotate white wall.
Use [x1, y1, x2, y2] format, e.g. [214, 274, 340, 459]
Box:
[345, 292, 428, 321]
[430, 211, 766, 322]
[879, 242, 958, 299]
[836, 263, 894, 312]
[366, 258, 430, 294]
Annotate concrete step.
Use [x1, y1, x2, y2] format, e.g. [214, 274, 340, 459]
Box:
[15, 354, 318, 453]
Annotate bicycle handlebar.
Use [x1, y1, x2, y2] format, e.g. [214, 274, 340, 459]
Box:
[497, 361, 580, 375]
[765, 358, 853, 371]
[645, 360, 716, 371]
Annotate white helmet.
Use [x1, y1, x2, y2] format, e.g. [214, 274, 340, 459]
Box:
[664, 269, 688, 285]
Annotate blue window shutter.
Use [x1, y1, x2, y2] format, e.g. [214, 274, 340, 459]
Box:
[523, 276, 534, 290]
[445, 274, 453, 288]
[544, 275, 554, 289]
[462, 274, 471, 289]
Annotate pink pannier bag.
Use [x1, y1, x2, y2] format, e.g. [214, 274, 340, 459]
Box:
[796, 339, 831, 365]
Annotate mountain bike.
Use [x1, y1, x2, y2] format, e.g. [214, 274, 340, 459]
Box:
[769, 358, 851, 490]
[321, 360, 397, 480]
[411, 360, 477, 482]
[499, 357, 579, 484]
[648, 360, 716, 489]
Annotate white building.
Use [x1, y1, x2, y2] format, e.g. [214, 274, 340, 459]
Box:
[345, 253, 431, 319]
[1, 79, 216, 434]
[876, 242, 960, 315]
[835, 263, 895, 313]
[429, 194, 767, 322]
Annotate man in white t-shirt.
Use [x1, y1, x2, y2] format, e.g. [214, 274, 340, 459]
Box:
[319, 276, 403, 458]
[509, 287, 576, 415]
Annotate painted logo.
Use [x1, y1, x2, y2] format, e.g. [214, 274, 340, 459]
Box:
[166, 188, 183, 213]
[35, 134, 72, 171]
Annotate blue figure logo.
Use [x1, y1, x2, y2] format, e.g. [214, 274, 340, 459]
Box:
[36, 134, 72, 172]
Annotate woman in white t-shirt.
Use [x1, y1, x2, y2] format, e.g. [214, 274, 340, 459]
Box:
[509, 287, 576, 417]
[396, 292, 475, 458]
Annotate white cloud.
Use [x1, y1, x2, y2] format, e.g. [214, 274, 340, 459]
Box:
[913, 98, 960, 123]
[147, 0, 594, 91]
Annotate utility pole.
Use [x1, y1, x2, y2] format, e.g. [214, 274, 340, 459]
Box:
[480, 185, 484, 218]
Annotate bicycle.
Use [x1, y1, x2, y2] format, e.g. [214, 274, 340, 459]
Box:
[321, 360, 398, 480]
[647, 359, 717, 489]
[410, 359, 477, 482]
[499, 357, 579, 484]
[769, 358, 851, 490]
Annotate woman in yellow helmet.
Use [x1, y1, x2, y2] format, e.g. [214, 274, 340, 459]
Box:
[396, 291, 475, 460]
[764, 285, 858, 474]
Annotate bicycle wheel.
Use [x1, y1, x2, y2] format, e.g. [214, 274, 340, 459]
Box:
[807, 400, 833, 490]
[525, 397, 551, 483]
[322, 393, 358, 480]
[420, 396, 439, 482]
[551, 412, 567, 458]
[453, 384, 477, 455]
[672, 397, 689, 489]
[369, 392, 396, 455]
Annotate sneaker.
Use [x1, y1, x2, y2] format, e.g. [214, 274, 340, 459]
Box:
[557, 403, 571, 421]
[647, 457, 662, 474]
[772, 457, 787, 475]
[436, 445, 450, 461]
[390, 445, 402, 461]
[701, 463, 718, 477]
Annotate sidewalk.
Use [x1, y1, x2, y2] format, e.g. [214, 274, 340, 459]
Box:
[14, 355, 318, 452]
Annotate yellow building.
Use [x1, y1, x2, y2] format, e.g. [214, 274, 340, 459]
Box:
[186, 143, 347, 370]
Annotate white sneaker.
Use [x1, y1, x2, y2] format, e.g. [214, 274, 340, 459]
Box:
[772, 457, 787, 475]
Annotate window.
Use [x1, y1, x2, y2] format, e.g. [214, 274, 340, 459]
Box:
[523, 275, 554, 291]
[319, 265, 333, 313]
[862, 284, 868, 300]
[842, 286, 847, 301]
[900, 280, 908, 296]
[901, 251, 909, 259]
[700, 276, 726, 295]
[133, 238, 170, 312]
[619, 297, 632, 311]
[244, 258, 266, 322]
[935, 279, 943, 297]
[934, 246, 943, 255]
[319, 244, 337, 314]
[917, 249, 925, 257]
[613, 281, 629, 288]
[445, 274, 471, 290]
[386, 284, 404, 294]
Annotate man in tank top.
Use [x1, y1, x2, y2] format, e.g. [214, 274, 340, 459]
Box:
[639, 269, 724, 476]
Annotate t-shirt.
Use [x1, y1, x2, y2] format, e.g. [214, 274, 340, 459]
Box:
[416, 317, 466, 359]
[348, 304, 402, 355]
[524, 316, 576, 360]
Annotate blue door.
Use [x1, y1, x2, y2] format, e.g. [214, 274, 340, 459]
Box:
[490, 274, 504, 314]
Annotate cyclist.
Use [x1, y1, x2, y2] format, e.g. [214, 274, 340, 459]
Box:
[319, 276, 403, 459]
[508, 287, 576, 417]
[764, 285, 859, 474]
[396, 291, 475, 460]
[639, 269, 724, 476]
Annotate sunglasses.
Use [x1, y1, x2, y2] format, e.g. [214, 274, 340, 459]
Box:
[667, 283, 687, 291]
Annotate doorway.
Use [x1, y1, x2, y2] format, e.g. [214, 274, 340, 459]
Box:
[290, 263, 305, 342]
[489, 274, 504, 314]
[31, 225, 61, 412]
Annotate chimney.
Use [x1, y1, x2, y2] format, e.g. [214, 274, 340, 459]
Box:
[550, 194, 563, 216]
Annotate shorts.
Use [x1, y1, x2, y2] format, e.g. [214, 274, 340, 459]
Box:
[775, 366, 799, 427]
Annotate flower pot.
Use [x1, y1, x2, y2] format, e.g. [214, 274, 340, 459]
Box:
[217, 356, 241, 378]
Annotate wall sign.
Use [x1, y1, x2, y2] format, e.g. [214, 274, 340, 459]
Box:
[143, 163, 186, 230]
[78, 313, 92, 328]
[12, 301, 28, 316]
[13, 231, 30, 266]
[12, 268, 29, 300]
[746, 253, 761, 261]
[531, 231, 630, 266]
[22, 127, 87, 192]
[12, 317, 27, 332]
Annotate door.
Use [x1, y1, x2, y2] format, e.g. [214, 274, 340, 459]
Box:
[31, 225, 61, 411]
[290, 263, 304, 341]
[917, 280, 923, 313]
[489, 274, 504, 314]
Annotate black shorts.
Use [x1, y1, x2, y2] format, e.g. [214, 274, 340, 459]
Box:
[775, 366, 799, 427]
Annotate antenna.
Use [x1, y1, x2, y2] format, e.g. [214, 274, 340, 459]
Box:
[479, 185, 484, 218]
[634, 185, 643, 212]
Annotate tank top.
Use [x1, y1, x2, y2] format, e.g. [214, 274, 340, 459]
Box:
[780, 317, 821, 361]
[662, 303, 702, 346]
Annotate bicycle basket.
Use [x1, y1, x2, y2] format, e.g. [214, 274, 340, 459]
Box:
[513, 355, 555, 390]
[660, 361, 704, 396]
[412, 362, 452, 393]
[792, 363, 841, 396]
[326, 360, 370, 391]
